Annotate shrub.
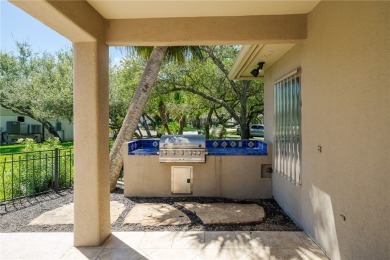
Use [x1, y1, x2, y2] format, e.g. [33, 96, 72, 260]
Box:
[0, 138, 73, 201]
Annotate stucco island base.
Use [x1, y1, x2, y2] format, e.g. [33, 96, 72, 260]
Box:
[123, 153, 273, 199]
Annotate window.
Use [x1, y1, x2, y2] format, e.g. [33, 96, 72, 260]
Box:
[273, 69, 301, 185]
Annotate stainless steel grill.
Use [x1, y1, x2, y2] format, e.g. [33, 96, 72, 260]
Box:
[159, 135, 206, 163]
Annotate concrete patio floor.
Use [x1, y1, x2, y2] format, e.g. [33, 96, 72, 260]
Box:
[0, 231, 329, 260]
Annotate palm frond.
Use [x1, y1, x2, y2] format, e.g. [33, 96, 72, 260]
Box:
[118, 46, 203, 64]
[120, 46, 153, 61]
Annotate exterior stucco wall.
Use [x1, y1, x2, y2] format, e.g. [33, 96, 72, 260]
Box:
[124, 151, 272, 199]
[107, 14, 306, 46]
[264, 2, 390, 260]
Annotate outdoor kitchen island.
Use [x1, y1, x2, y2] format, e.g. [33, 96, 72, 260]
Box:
[123, 135, 272, 199]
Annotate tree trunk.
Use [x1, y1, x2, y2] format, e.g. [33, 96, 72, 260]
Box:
[137, 127, 143, 138]
[178, 115, 186, 134]
[239, 81, 249, 140]
[142, 114, 152, 138]
[240, 124, 250, 140]
[204, 107, 214, 139]
[204, 124, 210, 139]
[109, 46, 168, 191]
[42, 124, 45, 141]
[194, 114, 201, 129]
[158, 99, 171, 134]
[40, 120, 63, 142]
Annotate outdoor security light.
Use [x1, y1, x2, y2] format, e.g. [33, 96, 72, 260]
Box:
[250, 62, 265, 77]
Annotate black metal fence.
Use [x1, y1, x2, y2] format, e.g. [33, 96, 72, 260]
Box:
[0, 148, 73, 203]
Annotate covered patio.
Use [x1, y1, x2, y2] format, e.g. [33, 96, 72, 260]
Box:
[5, 1, 389, 260]
[9, 0, 310, 246]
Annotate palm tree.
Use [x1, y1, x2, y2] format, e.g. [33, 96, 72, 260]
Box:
[178, 115, 186, 134]
[158, 99, 171, 135]
[109, 46, 202, 191]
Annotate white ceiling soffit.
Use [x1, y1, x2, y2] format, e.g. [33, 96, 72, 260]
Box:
[87, 0, 321, 19]
[228, 44, 295, 80]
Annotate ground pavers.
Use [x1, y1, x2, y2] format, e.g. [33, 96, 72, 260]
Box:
[124, 202, 265, 226]
[29, 201, 265, 227]
[29, 201, 125, 225]
[123, 203, 191, 226]
[177, 202, 265, 224]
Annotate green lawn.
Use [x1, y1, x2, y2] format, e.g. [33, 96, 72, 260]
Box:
[226, 129, 237, 135]
[183, 126, 198, 131]
[0, 143, 25, 154]
[225, 129, 264, 141]
[0, 141, 75, 154]
[225, 135, 241, 140]
[58, 141, 74, 149]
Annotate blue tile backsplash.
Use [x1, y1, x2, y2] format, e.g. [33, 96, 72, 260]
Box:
[128, 139, 268, 156]
[205, 140, 267, 156]
[128, 139, 159, 155]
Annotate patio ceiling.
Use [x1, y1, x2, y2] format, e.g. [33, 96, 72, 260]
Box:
[10, 1, 320, 76]
[229, 44, 295, 80]
[87, 0, 321, 19]
[83, 1, 319, 77]
[11, 0, 321, 45]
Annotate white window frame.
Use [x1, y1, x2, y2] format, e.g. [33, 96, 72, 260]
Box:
[273, 69, 301, 185]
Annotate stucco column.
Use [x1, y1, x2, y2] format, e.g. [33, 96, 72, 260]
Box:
[73, 42, 110, 246]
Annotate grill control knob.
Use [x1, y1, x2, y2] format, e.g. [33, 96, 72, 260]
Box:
[172, 151, 176, 155]
[164, 151, 167, 155]
[197, 152, 201, 155]
[181, 151, 184, 155]
[188, 151, 192, 155]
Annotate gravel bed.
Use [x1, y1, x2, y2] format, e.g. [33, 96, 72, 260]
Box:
[0, 188, 301, 233]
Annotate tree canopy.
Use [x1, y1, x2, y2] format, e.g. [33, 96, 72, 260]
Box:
[153, 45, 264, 138]
[0, 42, 73, 140]
[1, 43, 264, 142]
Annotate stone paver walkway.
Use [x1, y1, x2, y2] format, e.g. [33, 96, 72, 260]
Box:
[124, 203, 191, 226]
[0, 231, 329, 260]
[123, 202, 265, 226]
[177, 202, 265, 224]
[29, 202, 265, 227]
[29, 201, 125, 225]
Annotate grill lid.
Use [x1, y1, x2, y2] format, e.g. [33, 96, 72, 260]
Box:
[159, 135, 205, 149]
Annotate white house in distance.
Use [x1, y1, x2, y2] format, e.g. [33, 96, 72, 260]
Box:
[0, 106, 74, 143]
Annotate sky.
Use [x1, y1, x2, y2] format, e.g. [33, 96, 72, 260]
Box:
[0, 0, 123, 63]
